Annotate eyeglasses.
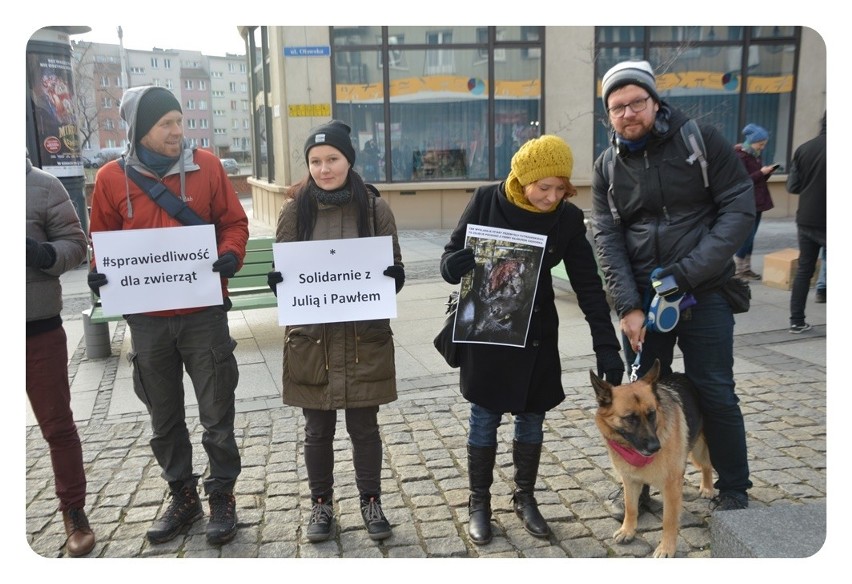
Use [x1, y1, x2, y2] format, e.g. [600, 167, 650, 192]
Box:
[607, 95, 652, 117]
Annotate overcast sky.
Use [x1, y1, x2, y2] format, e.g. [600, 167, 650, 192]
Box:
[72, 24, 246, 57]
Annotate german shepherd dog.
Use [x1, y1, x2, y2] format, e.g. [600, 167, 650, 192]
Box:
[590, 359, 714, 558]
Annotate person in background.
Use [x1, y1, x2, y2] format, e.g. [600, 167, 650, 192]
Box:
[26, 151, 95, 557]
[786, 113, 826, 333]
[815, 247, 826, 303]
[88, 86, 248, 546]
[591, 60, 754, 513]
[267, 120, 405, 543]
[440, 134, 623, 545]
[733, 123, 778, 280]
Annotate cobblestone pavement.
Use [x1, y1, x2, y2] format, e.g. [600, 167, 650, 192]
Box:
[23, 222, 831, 574]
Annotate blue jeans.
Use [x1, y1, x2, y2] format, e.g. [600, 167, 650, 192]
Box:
[790, 226, 826, 324]
[468, 403, 545, 448]
[623, 291, 751, 495]
[734, 211, 762, 259]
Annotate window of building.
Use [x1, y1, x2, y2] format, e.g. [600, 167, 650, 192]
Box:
[164, 59, 171, 69]
[150, 57, 159, 68]
[130, 66, 144, 74]
[186, 119, 196, 129]
[331, 26, 544, 183]
[185, 99, 196, 110]
[200, 118, 208, 129]
[594, 26, 800, 167]
[247, 26, 273, 180]
[199, 80, 206, 90]
[198, 100, 208, 110]
[185, 79, 194, 90]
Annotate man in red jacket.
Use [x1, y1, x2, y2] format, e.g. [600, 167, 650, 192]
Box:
[89, 86, 248, 546]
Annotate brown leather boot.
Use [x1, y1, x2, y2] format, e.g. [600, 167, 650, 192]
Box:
[62, 507, 95, 557]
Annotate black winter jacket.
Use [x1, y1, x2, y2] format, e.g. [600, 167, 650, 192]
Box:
[590, 105, 755, 319]
[786, 132, 826, 230]
[440, 183, 620, 413]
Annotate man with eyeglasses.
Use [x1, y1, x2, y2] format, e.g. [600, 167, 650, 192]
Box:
[590, 60, 755, 515]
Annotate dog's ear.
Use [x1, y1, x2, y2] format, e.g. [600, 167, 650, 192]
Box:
[640, 359, 662, 385]
[590, 370, 612, 406]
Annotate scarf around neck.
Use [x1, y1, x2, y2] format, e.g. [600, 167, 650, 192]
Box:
[504, 171, 559, 213]
[136, 143, 180, 178]
[309, 181, 353, 207]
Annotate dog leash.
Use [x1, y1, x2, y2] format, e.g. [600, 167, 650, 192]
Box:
[629, 342, 642, 382]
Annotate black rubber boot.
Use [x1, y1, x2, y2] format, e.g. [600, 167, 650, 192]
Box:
[467, 444, 497, 545]
[511, 440, 549, 538]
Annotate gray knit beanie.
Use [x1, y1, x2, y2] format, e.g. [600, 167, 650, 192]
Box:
[134, 87, 182, 144]
[601, 60, 660, 109]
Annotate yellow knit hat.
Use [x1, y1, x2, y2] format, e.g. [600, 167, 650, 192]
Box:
[510, 135, 574, 186]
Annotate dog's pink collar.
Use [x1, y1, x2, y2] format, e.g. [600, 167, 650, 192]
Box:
[607, 439, 656, 467]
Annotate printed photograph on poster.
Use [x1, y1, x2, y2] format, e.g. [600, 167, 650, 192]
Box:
[453, 224, 547, 347]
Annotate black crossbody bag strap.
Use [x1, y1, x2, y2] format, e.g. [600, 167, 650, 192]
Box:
[119, 160, 206, 226]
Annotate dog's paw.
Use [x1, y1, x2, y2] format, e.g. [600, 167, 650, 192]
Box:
[613, 527, 635, 544]
[652, 543, 677, 558]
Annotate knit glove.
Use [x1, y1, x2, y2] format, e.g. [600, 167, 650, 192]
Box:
[596, 349, 625, 386]
[212, 251, 239, 279]
[440, 247, 476, 284]
[383, 265, 405, 293]
[87, 270, 108, 297]
[267, 270, 283, 296]
[26, 237, 56, 269]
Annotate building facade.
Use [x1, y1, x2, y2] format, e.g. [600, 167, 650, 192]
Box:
[70, 40, 251, 162]
[240, 26, 826, 230]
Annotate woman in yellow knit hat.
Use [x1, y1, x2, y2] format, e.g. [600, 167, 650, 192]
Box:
[440, 134, 623, 545]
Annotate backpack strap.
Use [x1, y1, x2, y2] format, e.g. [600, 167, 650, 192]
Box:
[680, 118, 710, 189]
[602, 146, 621, 225]
[119, 159, 206, 226]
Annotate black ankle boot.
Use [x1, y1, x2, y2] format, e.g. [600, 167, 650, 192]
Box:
[511, 440, 549, 538]
[467, 444, 497, 545]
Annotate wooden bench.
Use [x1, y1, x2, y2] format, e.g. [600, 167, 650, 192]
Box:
[84, 235, 278, 325]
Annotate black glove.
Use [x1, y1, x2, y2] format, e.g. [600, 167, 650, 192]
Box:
[441, 247, 476, 284]
[26, 237, 56, 269]
[267, 270, 283, 296]
[212, 251, 239, 279]
[596, 350, 625, 386]
[383, 264, 405, 293]
[88, 270, 108, 297]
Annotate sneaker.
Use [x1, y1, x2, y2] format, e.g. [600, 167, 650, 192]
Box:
[62, 507, 96, 557]
[710, 492, 748, 511]
[740, 270, 761, 281]
[360, 496, 392, 541]
[306, 497, 334, 543]
[815, 289, 826, 303]
[605, 484, 653, 522]
[789, 322, 813, 334]
[206, 491, 238, 545]
[146, 486, 204, 544]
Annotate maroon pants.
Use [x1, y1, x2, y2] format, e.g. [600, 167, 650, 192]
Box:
[26, 326, 86, 511]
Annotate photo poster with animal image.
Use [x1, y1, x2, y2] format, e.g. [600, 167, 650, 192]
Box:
[453, 224, 547, 348]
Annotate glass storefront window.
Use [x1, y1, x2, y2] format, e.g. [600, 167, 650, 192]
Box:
[332, 26, 543, 184]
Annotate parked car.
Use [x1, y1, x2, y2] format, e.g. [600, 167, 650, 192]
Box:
[92, 148, 125, 168]
[220, 158, 239, 175]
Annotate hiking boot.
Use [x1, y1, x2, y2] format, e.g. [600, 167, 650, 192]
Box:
[789, 322, 813, 334]
[206, 491, 238, 545]
[146, 485, 204, 544]
[360, 496, 392, 541]
[305, 497, 334, 543]
[62, 507, 95, 557]
[710, 491, 749, 511]
[606, 483, 653, 522]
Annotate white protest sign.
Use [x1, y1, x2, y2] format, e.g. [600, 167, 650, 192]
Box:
[91, 225, 223, 316]
[273, 236, 396, 326]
